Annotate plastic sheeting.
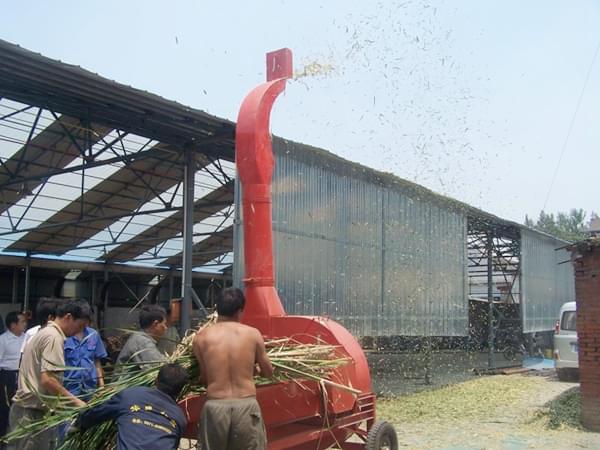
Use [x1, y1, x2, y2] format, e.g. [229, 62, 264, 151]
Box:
[521, 229, 575, 332]
[235, 146, 469, 337]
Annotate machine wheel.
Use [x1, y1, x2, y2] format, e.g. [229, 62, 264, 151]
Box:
[365, 421, 398, 450]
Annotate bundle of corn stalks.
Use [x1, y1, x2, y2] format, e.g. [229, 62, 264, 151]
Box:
[4, 317, 354, 450]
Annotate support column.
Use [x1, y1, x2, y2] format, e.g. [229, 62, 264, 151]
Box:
[169, 268, 174, 300]
[181, 148, 195, 332]
[23, 254, 31, 313]
[91, 273, 97, 328]
[487, 232, 495, 369]
[11, 267, 18, 304]
[103, 267, 109, 329]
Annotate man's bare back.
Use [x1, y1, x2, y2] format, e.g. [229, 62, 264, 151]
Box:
[193, 319, 273, 399]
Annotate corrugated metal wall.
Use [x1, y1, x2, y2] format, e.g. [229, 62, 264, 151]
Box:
[521, 229, 575, 332]
[234, 142, 469, 337]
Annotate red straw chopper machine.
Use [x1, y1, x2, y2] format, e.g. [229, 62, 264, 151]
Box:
[180, 49, 398, 450]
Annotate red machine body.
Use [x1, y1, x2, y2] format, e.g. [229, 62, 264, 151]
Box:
[180, 49, 378, 449]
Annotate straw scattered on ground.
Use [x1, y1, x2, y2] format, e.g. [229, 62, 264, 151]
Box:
[377, 374, 539, 423]
[375, 374, 598, 450]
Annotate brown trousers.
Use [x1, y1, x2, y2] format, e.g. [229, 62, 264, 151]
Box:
[198, 397, 266, 450]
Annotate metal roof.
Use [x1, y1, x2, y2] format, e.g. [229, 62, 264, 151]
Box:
[0, 39, 236, 273]
[162, 225, 233, 267]
[6, 146, 209, 254]
[101, 180, 234, 262]
[0, 39, 235, 151]
[0, 115, 112, 214]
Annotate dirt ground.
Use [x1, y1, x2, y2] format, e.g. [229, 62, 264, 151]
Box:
[180, 366, 599, 450]
[378, 371, 600, 450]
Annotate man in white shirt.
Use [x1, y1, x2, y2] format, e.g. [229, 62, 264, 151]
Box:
[0, 311, 26, 444]
[19, 298, 58, 355]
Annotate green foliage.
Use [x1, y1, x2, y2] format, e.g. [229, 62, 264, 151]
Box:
[525, 209, 594, 242]
[537, 386, 582, 429]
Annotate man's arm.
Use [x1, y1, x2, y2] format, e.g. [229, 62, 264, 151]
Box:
[192, 333, 206, 385]
[93, 333, 108, 388]
[76, 392, 123, 431]
[254, 330, 274, 379]
[0, 335, 6, 361]
[39, 333, 85, 407]
[94, 359, 105, 388]
[40, 372, 86, 408]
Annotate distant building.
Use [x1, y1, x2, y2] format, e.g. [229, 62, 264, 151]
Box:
[585, 217, 600, 237]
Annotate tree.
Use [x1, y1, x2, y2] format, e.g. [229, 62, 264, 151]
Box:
[524, 209, 593, 242]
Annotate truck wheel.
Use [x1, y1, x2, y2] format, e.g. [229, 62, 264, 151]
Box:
[366, 421, 398, 450]
[502, 347, 516, 361]
[556, 368, 572, 381]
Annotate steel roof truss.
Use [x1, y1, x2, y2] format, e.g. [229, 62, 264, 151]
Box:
[0, 205, 179, 240]
[13, 177, 49, 230]
[0, 104, 33, 123]
[49, 110, 88, 160]
[204, 155, 232, 186]
[15, 108, 43, 177]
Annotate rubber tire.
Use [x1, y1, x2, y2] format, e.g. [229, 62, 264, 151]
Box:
[556, 368, 577, 382]
[366, 421, 398, 450]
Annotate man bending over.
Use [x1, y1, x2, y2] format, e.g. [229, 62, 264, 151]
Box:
[72, 363, 187, 450]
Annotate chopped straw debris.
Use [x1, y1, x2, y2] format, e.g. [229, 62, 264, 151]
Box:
[534, 386, 582, 430]
[377, 375, 539, 423]
[294, 61, 336, 79]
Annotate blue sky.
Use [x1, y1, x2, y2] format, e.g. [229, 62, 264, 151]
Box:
[2, 0, 599, 224]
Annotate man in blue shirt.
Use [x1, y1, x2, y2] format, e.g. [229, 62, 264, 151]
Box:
[63, 319, 108, 400]
[72, 363, 188, 450]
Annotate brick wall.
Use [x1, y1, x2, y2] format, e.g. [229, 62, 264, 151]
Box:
[572, 242, 600, 431]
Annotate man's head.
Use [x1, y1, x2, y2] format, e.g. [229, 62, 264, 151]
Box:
[155, 363, 188, 400]
[216, 288, 245, 319]
[139, 305, 168, 338]
[36, 298, 58, 327]
[55, 299, 91, 337]
[5, 311, 26, 336]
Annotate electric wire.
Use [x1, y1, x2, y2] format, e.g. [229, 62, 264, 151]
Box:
[542, 36, 600, 211]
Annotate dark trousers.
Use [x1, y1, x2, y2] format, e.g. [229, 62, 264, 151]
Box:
[0, 370, 18, 442]
[7, 403, 56, 450]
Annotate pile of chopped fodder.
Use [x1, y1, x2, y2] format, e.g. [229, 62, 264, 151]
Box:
[536, 386, 581, 430]
[377, 375, 540, 423]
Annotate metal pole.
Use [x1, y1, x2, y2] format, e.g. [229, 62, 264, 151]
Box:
[103, 267, 109, 329]
[91, 273, 97, 327]
[169, 268, 174, 300]
[181, 148, 195, 332]
[23, 255, 31, 313]
[487, 232, 495, 369]
[11, 267, 18, 304]
[380, 194, 385, 325]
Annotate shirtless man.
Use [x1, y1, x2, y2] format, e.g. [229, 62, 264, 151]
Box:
[192, 288, 273, 450]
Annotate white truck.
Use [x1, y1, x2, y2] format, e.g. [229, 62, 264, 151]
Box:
[553, 301, 579, 381]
